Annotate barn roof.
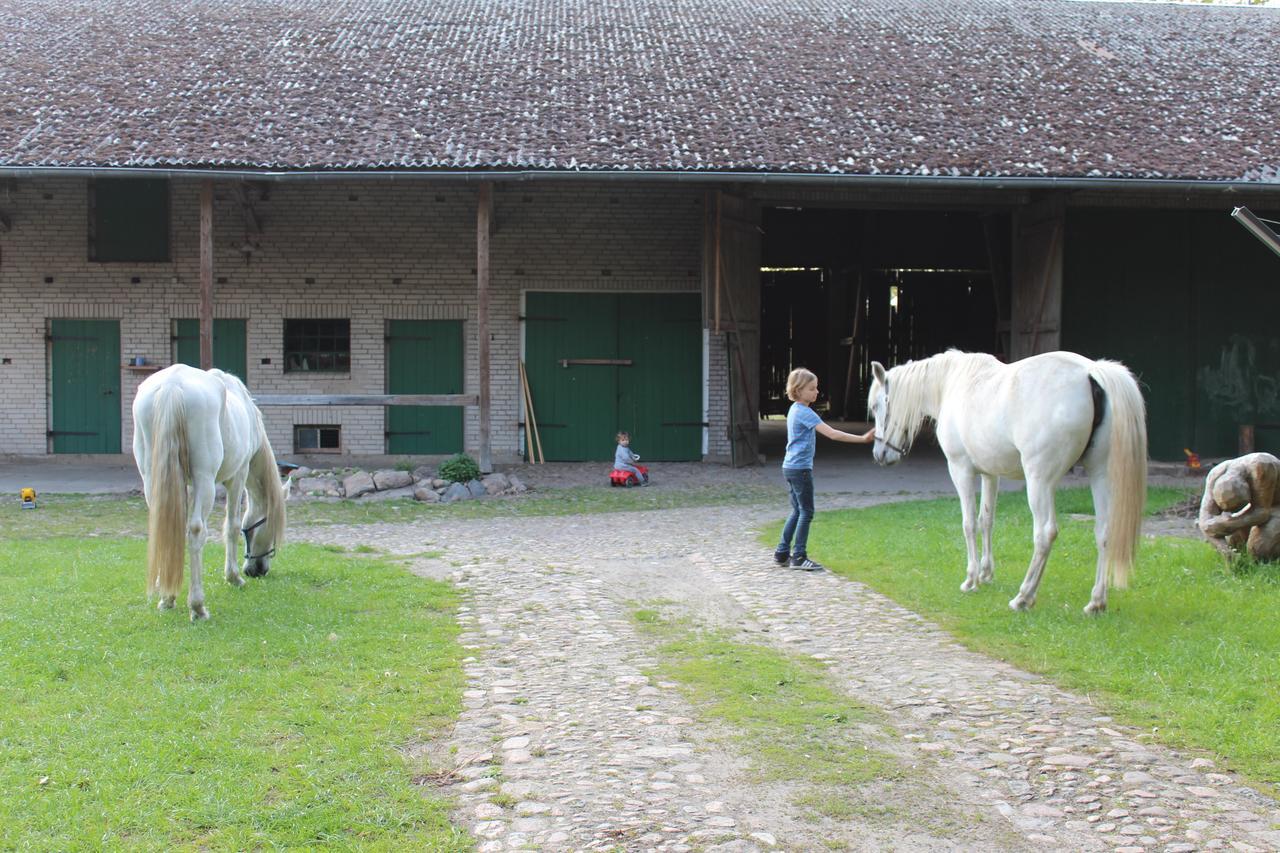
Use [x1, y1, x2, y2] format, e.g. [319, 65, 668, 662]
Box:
[2, 0, 1278, 183]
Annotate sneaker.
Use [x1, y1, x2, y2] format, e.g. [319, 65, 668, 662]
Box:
[789, 554, 825, 571]
[773, 548, 790, 565]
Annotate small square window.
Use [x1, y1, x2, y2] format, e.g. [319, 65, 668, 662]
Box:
[89, 178, 170, 262]
[294, 424, 341, 453]
[284, 319, 350, 373]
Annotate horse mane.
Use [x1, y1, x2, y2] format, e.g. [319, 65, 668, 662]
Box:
[216, 369, 287, 554]
[881, 350, 1002, 448]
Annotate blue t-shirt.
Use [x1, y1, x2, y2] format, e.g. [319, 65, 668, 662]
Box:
[614, 443, 640, 469]
[782, 403, 822, 470]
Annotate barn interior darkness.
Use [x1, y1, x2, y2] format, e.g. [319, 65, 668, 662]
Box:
[759, 207, 1009, 419]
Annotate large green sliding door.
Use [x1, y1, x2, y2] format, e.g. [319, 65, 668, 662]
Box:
[173, 319, 248, 383]
[50, 319, 121, 453]
[385, 320, 464, 454]
[524, 292, 702, 461]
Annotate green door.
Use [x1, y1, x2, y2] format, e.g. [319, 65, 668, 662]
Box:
[173, 319, 248, 383]
[50, 319, 121, 453]
[618, 293, 703, 461]
[385, 320, 464, 454]
[524, 292, 703, 461]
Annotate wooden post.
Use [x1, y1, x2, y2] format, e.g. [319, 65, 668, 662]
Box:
[199, 180, 214, 370]
[476, 184, 493, 473]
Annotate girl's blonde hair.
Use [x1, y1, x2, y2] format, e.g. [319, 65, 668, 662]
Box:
[616, 431, 630, 443]
[785, 368, 817, 402]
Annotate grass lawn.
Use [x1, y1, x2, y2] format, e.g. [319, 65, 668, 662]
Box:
[0, 537, 468, 850]
[0, 483, 779, 541]
[764, 486, 1280, 794]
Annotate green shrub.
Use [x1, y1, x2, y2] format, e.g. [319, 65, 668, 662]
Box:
[439, 453, 480, 484]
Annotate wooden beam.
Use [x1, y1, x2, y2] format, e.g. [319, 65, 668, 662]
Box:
[253, 394, 479, 407]
[476, 183, 493, 473]
[199, 180, 214, 370]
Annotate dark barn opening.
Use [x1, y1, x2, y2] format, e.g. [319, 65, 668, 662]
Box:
[759, 207, 1009, 421]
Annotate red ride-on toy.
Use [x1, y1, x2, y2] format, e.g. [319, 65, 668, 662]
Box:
[609, 465, 649, 487]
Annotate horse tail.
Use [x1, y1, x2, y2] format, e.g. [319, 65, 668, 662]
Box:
[145, 383, 190, 600]
[1091, 360, 1148, 589]
[252, 414, 287, 554]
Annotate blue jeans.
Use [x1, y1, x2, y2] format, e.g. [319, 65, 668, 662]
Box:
[779, 468, 815, 556]
[615, 463, 647, 482]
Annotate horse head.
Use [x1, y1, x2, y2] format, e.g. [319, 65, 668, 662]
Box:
[868, 360, 907, 466]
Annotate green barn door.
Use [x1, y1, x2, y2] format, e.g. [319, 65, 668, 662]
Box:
[385, 320, 464, 454]
[525, 292, 703, 461]
[619, 293, 703, 461]
[525, 292, 620, 461]
[50, 319, 121, 453]
[173, 319, 248, 383]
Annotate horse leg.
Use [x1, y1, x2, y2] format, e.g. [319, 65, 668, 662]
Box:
[187, 479, 215, 621]
[1010, 478, 1058, 611]
[223, 476, 247, 588]
[949, 462, 983, 592]
[1085, 468, 1111, 614]
[978, 474, 998, 584]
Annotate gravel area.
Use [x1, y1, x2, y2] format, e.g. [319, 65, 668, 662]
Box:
[294, 480, 1279, 852]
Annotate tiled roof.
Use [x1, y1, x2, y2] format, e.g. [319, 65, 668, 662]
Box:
[2, 0, 1278, 181]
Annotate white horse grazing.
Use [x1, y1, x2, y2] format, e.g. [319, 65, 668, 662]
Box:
[132, 364, 286, 620]
[867, 350, 1147, 614]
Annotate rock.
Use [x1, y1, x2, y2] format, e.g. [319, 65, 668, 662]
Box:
[297, 476, 342, 497]
[411, 465, 434, 482]
[483, 472, 510, 494]
[507, 473, 527, 493]
[442, 482, 471, 502]
[290, 466, 312, 479]
[363, 485, 416, 501]
[373, 469, 413, 490]
[413, 486, 440, 503]
[342, 471, 376, 498]
[466, 479, 487, 498]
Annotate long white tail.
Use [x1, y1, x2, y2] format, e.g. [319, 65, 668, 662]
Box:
[1091, 360, 1148, 588]
[145, 384, 189, 600]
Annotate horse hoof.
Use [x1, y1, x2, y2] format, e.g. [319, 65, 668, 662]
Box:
[158, 596, 176, 611]
[227, 574, 246, 588]
[1083, 602, 1107, 616]
[960, 579, 977, 592]
[190, 605, 210, 621]
[1008, 597, 1032, 611]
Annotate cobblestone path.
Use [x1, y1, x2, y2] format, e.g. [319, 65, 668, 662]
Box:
[300, 502, 1280, 852]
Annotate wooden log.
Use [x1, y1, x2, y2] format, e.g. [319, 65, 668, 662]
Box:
[199, 180, 214, 370]
[477, 183, 493, 473]
[252, 394, 478, 407]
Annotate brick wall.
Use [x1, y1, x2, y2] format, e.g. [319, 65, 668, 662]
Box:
[0, 177, 728, 461]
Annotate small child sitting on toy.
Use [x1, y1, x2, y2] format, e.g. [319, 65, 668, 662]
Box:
[613, 431, 649, 485]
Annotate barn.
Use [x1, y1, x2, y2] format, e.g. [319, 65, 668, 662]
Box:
[1, 0, 1278, 467]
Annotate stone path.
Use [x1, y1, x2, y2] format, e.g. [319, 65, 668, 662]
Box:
[299, 500, 1280, 852]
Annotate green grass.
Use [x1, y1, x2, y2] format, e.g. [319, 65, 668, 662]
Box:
[768, 486, 1280, 792]
[0, 484, 778, 540]
[633, 611, 897, 792]
[0, 538, 468, 850]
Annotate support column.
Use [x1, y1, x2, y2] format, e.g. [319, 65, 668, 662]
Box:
[199, 180, 214, 370]
[476, 184, 492, 473]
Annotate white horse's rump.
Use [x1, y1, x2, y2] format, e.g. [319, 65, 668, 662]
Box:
[867, 350, 1147, 614]
[132, 365, 286, 620]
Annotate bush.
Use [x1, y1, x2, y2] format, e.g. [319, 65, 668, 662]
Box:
[439, 453, 480, 484]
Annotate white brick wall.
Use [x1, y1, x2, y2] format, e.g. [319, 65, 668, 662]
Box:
[0, 177, 731, 461]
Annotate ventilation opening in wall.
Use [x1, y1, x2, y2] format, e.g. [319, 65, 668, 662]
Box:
[294, 424, 341, 453]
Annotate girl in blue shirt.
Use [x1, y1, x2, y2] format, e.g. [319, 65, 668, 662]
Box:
[776, 368, 875, 570]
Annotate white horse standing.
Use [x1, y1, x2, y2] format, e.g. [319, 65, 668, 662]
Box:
[867, 350, 1147, 614]
[132, 364, 286, 620]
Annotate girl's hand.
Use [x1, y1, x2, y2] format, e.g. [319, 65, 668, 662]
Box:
[860, 428, 875, 444]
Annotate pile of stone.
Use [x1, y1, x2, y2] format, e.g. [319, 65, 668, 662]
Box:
[289, 466, 528, 503]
